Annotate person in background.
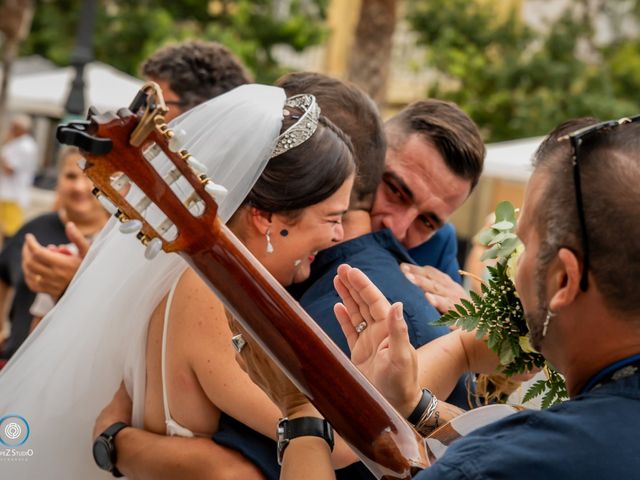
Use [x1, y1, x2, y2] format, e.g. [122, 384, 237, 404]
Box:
[0, 146, 108, 361]
[0, 114, 38, 242]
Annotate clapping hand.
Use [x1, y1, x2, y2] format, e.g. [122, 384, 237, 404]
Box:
[333, 264, 421, 417]
[22, 222, 90, 299]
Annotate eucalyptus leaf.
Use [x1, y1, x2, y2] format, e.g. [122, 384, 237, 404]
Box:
[497, 237, 521, 258]
[491, 220, 514, 231]
[488, 232, 517, 246]
[495, 201, 515, 222]
[480, 244, 501, 261]
[498, 341, 516, 365]
[476, 228, 496, 246]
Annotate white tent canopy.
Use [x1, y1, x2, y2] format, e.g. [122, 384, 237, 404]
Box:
[484, 136, 545, 182]
[7, 61, 143, 118]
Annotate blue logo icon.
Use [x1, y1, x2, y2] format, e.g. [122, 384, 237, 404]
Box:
[0, 415, 30, 447]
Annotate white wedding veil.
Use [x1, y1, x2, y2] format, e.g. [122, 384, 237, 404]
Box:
[0, 84, 286, 479]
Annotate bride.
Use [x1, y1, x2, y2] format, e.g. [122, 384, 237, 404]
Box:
[0, 83, 354, 478]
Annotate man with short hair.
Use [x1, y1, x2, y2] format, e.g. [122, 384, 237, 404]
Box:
[141, 40, 252, 119]
[373, 100, 485, 251]
[0, 114, 38, 239]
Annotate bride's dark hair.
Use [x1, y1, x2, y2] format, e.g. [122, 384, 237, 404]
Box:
[242, 110, 355, 219]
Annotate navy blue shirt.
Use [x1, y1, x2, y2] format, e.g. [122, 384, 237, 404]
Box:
[417, 361, 640, 479]
[408, 223, 462, 284]
[299, 229, 452, 358]
[0, 213, 68, 359]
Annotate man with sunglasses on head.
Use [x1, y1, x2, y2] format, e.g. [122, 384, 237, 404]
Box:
[271, 115, 640, 479]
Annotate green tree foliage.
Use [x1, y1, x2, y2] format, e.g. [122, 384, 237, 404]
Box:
[22, 0, 328, 83]
[406, 0, 640, 141]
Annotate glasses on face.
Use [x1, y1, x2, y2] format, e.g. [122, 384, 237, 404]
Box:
[558, 114, 640, 291]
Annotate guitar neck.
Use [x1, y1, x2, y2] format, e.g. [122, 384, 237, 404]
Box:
[184, 219, 429, 479]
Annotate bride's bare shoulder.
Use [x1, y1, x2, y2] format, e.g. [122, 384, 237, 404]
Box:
[170, 267, 227, 329]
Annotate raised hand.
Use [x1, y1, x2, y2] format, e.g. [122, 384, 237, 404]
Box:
[333, 264, 421, 417]
[22, 222, 89, 300]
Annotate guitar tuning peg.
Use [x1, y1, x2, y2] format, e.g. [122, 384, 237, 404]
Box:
[91, 188, 118, 215]
[98, 195, 118, 215]
[187, 156, 208, 175]
[168, 128, 187, 153]
[115, 210, 128, 222]
[204, 181, 228, 201]
[119, 219, 143, 234]
[142, 142, 162, 161]
[144, 238, 163, 260]
[111, 173, 131, 192]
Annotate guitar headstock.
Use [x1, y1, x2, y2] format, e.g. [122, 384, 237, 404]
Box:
[56, 82, 229, 258]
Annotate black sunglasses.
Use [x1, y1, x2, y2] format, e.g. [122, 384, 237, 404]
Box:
[558, 114, 640, 291]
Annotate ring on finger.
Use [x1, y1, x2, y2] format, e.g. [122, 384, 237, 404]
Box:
[355, 321, 368, 334]
[231, 334, 246, 353]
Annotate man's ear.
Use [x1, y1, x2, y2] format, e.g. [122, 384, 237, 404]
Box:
[548, 247, 582, 311]
[250, 207, 272, 235]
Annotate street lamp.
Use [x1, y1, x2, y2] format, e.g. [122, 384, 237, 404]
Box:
[64, 0, 97, 118]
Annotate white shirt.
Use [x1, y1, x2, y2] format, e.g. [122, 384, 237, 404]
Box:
[0, 133, 38, 207]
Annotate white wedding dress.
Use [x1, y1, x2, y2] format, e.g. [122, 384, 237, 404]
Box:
[0, 84, 286, 479]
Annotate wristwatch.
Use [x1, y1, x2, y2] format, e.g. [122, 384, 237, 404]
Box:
[276, 417, 334, 465]
[92, 421, 129, 477]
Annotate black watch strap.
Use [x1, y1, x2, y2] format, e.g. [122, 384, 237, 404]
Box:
[102, 421, 129, 439]
[100, 422, 129, 478]
[277, 417, 334, 465]
[407, 388, 434, 425]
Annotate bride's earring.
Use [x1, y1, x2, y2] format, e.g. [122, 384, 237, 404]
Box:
[266, 228, 274, 254]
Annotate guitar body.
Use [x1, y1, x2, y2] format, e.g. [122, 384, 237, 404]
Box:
[426, 404, 522, 462]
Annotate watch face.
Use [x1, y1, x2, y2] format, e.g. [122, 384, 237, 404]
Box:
[92, 437, 113, 471]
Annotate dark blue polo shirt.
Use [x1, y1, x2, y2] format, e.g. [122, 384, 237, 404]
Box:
[417, 360, 640, 479]
[408, 223, 462, 284]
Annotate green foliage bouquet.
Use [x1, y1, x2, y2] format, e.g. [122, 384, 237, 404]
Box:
[434, 202, 568, 407]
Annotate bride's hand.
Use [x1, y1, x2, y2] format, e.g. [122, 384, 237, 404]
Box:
[93, 381, 132, 439]
[226, 312, 310, 417]
[333, 264, 421, 417]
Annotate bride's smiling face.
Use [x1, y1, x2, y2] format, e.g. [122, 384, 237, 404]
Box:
[259, 175, 353, 286]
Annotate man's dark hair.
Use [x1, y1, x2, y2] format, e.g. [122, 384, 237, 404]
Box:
[276, 72, 386, 211]
[385, 99, 485, 190]
[141, 41, 252, 111]
[532, 117, 640, 316]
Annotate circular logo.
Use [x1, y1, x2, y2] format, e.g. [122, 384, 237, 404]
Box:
[0, 415, 30, 447]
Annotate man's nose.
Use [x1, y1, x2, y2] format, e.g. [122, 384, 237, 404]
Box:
[332, 223, 345, 243]
[383, 207, 418, 242]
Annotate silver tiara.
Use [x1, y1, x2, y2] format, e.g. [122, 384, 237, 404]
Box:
[271, 94, 320, 158]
